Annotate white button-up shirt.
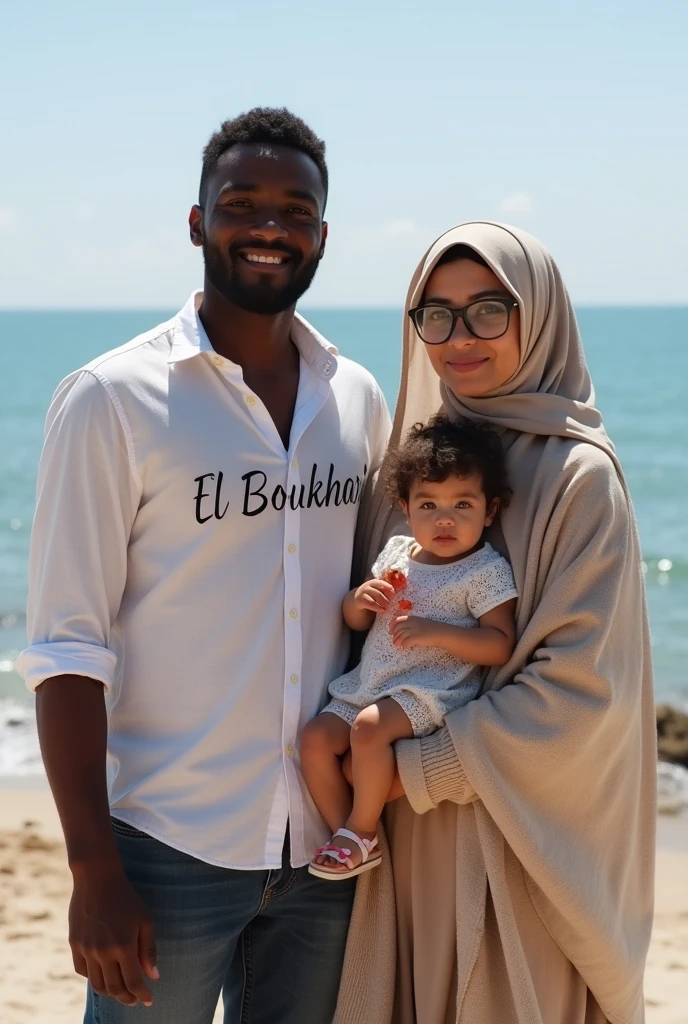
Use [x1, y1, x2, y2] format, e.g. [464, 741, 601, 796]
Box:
[18, 293, 390, 869]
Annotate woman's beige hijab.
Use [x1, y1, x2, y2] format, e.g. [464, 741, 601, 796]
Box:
[355, 220, 617, 578]
[346, 222, 655, 1021]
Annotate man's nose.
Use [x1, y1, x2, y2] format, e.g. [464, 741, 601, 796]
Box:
[249, 218, 289, 243]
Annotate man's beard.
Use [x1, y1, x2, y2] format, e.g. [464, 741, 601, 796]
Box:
[202, 239, 321, 315]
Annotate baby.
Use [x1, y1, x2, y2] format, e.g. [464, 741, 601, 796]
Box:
[300, 414, 518, 880]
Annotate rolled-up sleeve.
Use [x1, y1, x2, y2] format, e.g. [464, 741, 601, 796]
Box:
[396, 727, 478, 814]
[16, 370, 141, 693]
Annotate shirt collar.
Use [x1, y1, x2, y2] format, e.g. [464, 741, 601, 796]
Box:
[168, 291, 339, 382]
[291, 312, 339, 381]
[168, 292, 214, 364]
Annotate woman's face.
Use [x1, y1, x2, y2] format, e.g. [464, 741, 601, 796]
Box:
[420, 258, 521, 398]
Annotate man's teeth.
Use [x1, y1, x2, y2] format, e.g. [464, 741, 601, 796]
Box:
[245, 254, 286, 264]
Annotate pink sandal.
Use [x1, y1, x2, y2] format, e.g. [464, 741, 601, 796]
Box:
[308, 828, 381, 881]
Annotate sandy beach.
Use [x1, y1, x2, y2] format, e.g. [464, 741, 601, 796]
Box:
[1, 782, 687, 1023]
[0, 781, 225, 1024]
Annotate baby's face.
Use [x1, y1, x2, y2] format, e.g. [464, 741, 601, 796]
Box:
[401, 473, 497, 564]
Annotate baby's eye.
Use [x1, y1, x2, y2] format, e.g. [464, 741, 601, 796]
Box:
[420, 502, 436, 510]
[456, 501, 471, 509]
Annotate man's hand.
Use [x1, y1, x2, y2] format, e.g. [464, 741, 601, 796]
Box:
[352, 578, 395, 614]
[69, 865, 159, 1007]
[34, 680, 158, 1006]
[390, 614, 443, 650]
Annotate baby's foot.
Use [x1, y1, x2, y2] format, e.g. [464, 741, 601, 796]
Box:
[313, 829, 377, 871]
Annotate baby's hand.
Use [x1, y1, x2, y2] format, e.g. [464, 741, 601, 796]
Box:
[353, 578, 395, 614]
[390, 614, 441, 650]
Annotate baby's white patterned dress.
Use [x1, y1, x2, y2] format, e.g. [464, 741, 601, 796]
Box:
[324, 535, 518, 737]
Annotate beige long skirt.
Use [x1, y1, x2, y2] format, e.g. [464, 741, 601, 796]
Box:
[386, 798, 609, 1024]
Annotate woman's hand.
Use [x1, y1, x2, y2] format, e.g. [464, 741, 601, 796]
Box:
[341, 750, 406, 802]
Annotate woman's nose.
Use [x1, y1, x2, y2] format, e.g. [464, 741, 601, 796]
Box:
[447, 318, 475, 346]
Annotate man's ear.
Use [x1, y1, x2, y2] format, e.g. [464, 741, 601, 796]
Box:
[318, 221, 328, 260]
[484, 498, 500, 527]
[189, 205, 204, 248]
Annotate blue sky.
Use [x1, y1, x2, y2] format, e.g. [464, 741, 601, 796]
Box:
[1, 0, 686, 307]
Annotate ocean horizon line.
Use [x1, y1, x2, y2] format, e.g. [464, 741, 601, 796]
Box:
[1, 303, 688, 314]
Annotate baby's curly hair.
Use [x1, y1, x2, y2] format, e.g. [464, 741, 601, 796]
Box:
[385, 414, 511, 509]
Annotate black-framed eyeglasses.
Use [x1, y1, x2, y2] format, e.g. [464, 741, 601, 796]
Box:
[408, 298, 519, 345]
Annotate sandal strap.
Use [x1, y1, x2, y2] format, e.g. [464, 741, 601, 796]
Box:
[334, 828, 378, 864]
[313, 844, 352, 866]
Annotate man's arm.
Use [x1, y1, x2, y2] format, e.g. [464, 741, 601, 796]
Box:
[36, 675, 116, 869]
[18, 370, 156, 1007]
[36, 675, 159, 1006]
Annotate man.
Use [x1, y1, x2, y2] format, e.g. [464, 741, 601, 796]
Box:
[18, 107, 390, 1023]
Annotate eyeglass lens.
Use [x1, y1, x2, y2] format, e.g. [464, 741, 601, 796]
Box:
[415, 300, 510, 343]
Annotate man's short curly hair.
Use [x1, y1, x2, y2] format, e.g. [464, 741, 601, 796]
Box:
[199, 107, 328, 208]
[385, 414, 511, 509]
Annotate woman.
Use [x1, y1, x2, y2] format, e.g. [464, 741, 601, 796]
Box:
[334, 222, 655, 1023]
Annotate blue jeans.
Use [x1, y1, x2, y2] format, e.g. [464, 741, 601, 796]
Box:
[84, 819, 355, 1024]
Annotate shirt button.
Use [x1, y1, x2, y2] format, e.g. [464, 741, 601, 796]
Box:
[213, 355, 223, 367]
[286, 744, 294, 757]
[288, 543, 297, 554]
[290, 673, 299, 684]
[289, 608, 298, 619]
[244, 394, 256, 406]
[291, 457, 298, 469]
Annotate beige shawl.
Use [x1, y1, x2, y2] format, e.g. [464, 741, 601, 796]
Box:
[336, 222, 655, 1023]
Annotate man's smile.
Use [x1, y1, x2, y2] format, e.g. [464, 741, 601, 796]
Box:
[237, 248, 293, 270]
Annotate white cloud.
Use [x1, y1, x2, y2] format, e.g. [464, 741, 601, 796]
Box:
[382, 218, 417, 237]
[0, 208, 17, 229]
[499, 193, 534, 215]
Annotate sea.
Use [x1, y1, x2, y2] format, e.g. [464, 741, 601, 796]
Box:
[1, 307, 687, 776]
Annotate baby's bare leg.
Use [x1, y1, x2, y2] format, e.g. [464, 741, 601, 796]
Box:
[300, 712, 354, 835]
[347, 698, 414, 838]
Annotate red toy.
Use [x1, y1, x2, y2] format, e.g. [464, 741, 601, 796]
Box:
[382, 568, 407, 592]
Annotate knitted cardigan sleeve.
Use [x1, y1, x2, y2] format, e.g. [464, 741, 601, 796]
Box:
[395, 726, 477, 814]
